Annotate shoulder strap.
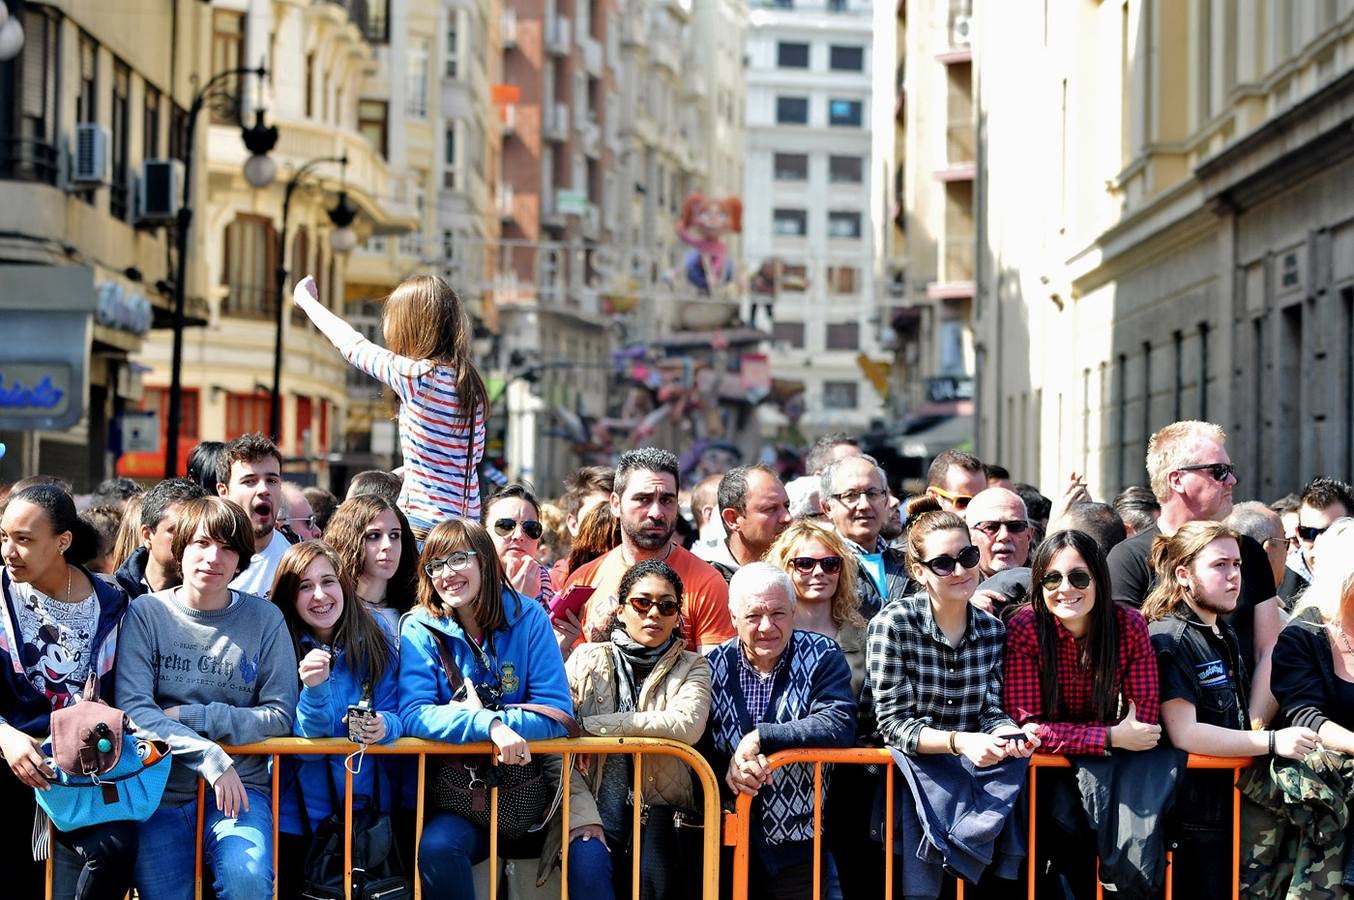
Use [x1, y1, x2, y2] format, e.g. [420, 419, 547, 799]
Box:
[418, 620, 466, 695]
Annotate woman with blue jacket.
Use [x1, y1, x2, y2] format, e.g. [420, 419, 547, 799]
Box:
[268, 540, 401, 896]
[399, 518, 573, 896]
[0, 484, 133, 900]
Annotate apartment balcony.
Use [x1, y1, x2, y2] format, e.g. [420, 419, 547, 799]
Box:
[581, 203, 600, 240]
[580, 35, 604, 77]
[496, 183, 515, 221]
[684, 70, 709, 101]
[501, 103, 517, 137]
[501, 8, 517, 48]
[543, 102, 570, 142]
[546, 15, 572, 56]
[541, 187, 566, 229]
[651, 39, 680, 74]
[620, 11, 646, 47]
[579, 117, 601, 159]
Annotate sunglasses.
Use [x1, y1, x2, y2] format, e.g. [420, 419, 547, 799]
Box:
[1040, 568, 1093, 592]
[493, 518, 544, 540]
[422, 550, 479, 576]
[1176, 462, 1237, 482]
[287, 515, 317, 529]
[788, 555, 844, 575]
[1297, 524, 1329, 543]
[920, 544, 981, 576]
[972, 519, 1030, 536]
[930, 486, 973, 510]
[626, 596, 681, 617]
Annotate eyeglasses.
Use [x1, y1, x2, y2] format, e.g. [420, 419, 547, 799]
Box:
[1039, 568, 1093, 592]
[287, 515, 317, 529]
[1297, 525, 1330, 543]
[920, 544, 981, 576]
[625, 596, 681, 617]
[788, 555, 844, 575]
[1176, 462, 1237, 483]
[972, 519, 1030, 536]
[828, 488, 887, 506]
[422, 550, 479, 576]
[492, 518, 544, 540]
[930, 486, 973, 510]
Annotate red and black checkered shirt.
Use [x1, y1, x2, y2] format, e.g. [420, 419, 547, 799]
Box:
[1002, 602, 1159, 756]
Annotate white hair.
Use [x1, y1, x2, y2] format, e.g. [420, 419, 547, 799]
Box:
[785, 476, 822, 520]
[819, 454, 887, 505]
[1291, 518, 1354, 624]
[728, 562, 796, 614]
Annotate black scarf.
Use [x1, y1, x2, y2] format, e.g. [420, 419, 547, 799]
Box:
[609, 627, 676, 713]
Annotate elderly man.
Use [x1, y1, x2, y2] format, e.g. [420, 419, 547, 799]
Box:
[703, 563, 856, 899]
[964, 487, 1034, 613]
[1225, 501, 1288, 596]
[819, 455, 914, 614]
[279, 482, 321, 540]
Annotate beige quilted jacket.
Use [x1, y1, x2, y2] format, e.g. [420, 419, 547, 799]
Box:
[536, 639, 711, 880]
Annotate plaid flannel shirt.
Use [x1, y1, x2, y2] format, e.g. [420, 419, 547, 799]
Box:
[738, 647, 789, 723]
[866, 591, 1013, 754]
[1002, 603, 1160, 756]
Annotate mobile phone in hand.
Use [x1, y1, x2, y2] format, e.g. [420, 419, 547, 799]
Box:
[549, 585, 596, 624]
[347, 701, 376, 743]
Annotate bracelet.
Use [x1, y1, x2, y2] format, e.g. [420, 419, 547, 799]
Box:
[947, 730, 960, 755]
[1268, 731, 1276, 755]
[1105, 727, 1112, 750]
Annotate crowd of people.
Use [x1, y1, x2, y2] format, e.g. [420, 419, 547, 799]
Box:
[3, 275, 1353, 900]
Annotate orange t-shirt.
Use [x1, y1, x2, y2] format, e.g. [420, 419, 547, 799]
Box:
[561, 543, 736, 652]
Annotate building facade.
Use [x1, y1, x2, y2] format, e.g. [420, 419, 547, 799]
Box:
[743, 0, 888, 433]
[974, 0, 1354, 498]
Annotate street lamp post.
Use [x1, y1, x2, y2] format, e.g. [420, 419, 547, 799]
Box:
[164, 65, 276, 477]
[267, 156, 357, 443]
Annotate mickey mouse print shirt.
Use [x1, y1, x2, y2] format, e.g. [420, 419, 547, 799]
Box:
[11, 580, 96, 710]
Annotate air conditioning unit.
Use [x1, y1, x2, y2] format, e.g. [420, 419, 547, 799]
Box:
[951, 14, 972, 47]
[137, 159, 184, 223]
[71, 123, 110, 184]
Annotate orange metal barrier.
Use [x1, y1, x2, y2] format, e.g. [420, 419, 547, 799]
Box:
[726, 748, 1253, 900]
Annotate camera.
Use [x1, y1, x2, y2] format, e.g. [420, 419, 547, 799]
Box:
[347, 699, 377, 743]
[453, 681, 504, 710]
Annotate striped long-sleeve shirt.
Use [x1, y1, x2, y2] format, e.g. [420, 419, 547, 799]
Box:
[335, 330, 486, 532]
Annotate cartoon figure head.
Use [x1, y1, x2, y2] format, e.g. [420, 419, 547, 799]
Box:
[679, 193, 742, 242]
[21, 623, 86, 700]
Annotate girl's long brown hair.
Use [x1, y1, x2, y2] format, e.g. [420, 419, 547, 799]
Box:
[565, 502, 621, 579]
[1140, 521, 1241, 622]
[381, 274, 488, 430]
[417, 519, 512, 633]
[766, 519, 863, 628]
[323, 494, 418, 614]
[270, 540, 393, 686]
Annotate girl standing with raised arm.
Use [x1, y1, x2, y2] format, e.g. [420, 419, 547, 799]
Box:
[292, 274, 488, 534]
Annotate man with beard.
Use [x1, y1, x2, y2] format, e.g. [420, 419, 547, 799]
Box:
[216, 433, 290, 598]
[560, 448, 736, 657]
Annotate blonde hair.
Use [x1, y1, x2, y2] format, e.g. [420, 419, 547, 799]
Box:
[1145, 421, 1227, 503]
[110, 495, 144, 572]
[1140, 520, 1240, 622]
[766, 520, 863, 628]
[1290, 518, 1354, 624]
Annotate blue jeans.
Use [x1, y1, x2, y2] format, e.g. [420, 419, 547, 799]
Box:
[134, 788, 274, 900]
[566, 834, 614, 900]
[418, 813, 489, 896]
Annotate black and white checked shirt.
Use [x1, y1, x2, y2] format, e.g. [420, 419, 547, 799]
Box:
[866, 591, 1014, 754]
[738, 646, 789, 723]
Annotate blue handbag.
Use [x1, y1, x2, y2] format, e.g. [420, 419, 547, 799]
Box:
[33, 673, 172, 832]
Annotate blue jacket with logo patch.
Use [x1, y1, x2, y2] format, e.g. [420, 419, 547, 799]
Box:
[398, 587, 573, 743]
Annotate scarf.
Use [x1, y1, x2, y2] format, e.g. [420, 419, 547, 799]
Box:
[609, 627, 676, 713]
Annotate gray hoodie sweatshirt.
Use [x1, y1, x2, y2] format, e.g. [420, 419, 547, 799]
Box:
[115, 588, 299, 805]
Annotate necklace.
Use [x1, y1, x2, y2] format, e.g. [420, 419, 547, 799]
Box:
[1335, 623, 1354, 656]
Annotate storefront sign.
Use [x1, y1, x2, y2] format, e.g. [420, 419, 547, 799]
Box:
[0, 363, 73, 422]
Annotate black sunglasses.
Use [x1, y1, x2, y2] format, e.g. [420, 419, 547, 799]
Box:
[492, 517, 544, 540]
[920, 545, 981, 577]
[1176, 462, 1237, 482]
[972, 520, 1030, 536]
[1297, 524, 1329, 543]
[626, 596, 681, 617]
[1040, 568, 1093, 592]
[788, 555, 844, 575]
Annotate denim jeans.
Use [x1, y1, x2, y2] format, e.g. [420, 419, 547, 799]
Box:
[418, 813, 489, 897]
[566, 834, 614, 900]
[134, 788, 273, 900]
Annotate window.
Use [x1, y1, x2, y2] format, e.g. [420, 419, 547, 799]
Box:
[169, 103, 190, 165]
[110, 61, 131, 220]
[829, 45, 864, 71]
[826, 322, 860, 350]
[4, 7, 60, 184]
[829, 155, 862, 183]
[777, 42, 809, 68]
[446, 18, 459, 78]
[77, 32, 98, 125]
[304, 53, 315, 117]
[365, 0, 390, 43]
[772, 208, 807, 237]
[828, 211, 861, 239]
[225, 393, 272, 440]
[143, 85, 161, 160]
[210, 11, 245, 124]
[773, 153, 808, 181]
[295, 395, 313, 455]
[773, 321, 805, 348]
[828, 99, 862, 127]
[221, 214, 278, 319]
[776, 96, 809, 125]
[358, 100, 388, 157]
[407, 37, 430, 118]
[443, 126, 457, 189]
[826, 265, 858, 294]
[781, 263, 808, 291]
[823, 381, 859, 408]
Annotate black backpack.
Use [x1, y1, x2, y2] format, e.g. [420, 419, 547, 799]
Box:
[295, 758, 410, 900]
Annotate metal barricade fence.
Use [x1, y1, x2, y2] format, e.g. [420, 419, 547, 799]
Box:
[726, 748, 1254, 900]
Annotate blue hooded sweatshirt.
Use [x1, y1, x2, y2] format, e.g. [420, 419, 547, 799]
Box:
[398, 587, 572, 743]
[280, 627, 403, 835]
[0, 566, 127, 734]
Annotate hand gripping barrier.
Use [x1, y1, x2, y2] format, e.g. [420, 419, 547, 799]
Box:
[725, 747, 1253, 900]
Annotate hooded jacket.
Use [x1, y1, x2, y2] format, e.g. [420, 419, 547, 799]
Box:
[112, 546, 152, 600]
[398, 586, 574, 743]
[0, 566, 127, 734]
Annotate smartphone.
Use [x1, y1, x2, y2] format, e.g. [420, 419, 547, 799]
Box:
[549, 585, 596, 624]
[1001, 732, 1030, 745]
[347, 701, 377, 743]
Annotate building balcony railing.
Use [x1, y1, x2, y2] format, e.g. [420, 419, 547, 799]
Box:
[652, 38, 680, 73]
[0, 138, 60, 187]
[580, 35, 604, 76]
[543, 102, 570, 143]
[496, 183, 515, 221]
[501, 8, 517, 48]
[546, 15, 572, 57]
[579, 117, 601, 159]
